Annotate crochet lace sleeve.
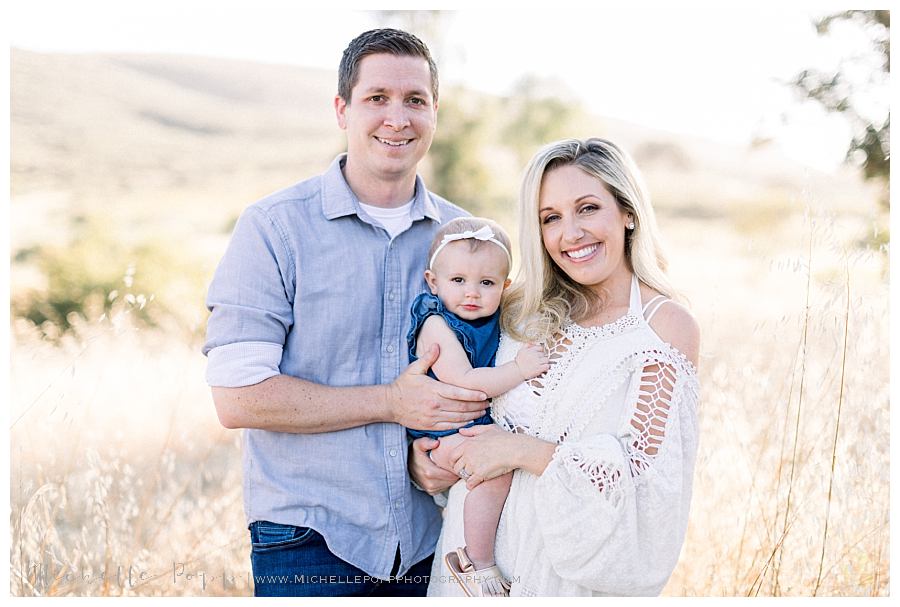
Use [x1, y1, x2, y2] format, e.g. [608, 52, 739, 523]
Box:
[532, 355, 700, 595]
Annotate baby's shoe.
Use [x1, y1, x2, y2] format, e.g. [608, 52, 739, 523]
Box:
[444, 546, 510, 597]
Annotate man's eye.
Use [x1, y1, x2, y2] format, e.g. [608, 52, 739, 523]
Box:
[370, 95, 385, 102]
[408, 97, 425, 105]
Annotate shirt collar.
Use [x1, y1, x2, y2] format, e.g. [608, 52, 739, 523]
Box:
[321, 154, 442, 223]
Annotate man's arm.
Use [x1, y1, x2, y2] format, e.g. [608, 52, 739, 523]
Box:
[211, 344, 489, 434]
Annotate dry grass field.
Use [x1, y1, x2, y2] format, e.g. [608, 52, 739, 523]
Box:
[9, 50, 889, 596]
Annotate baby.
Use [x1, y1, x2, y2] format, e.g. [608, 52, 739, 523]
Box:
[406, 217, 549, 597]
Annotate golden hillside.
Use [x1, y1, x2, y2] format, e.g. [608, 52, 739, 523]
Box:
[12, 47, 879, 222]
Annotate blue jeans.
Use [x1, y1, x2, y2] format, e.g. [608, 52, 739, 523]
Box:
[248, 521, 433, 597]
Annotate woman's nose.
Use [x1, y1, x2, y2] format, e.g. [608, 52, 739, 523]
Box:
[562, 217, 584, 242]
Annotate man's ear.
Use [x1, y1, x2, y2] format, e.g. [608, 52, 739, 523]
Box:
[334, 95, 348, 129]
[424, 270, 439, 294]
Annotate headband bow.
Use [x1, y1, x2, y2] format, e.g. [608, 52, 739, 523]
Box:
[429, 225, 512, 270]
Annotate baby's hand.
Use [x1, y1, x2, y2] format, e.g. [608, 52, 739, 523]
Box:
[514, 343, 550, 380]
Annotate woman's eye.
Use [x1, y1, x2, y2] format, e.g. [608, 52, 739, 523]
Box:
[541, 215, 558, 224]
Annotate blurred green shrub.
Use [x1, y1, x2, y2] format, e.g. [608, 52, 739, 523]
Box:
[12, 215, 210, 342]
[427, 78, 583, 218]
[427, 90, 498, 216]
[501, 75, 581, 166]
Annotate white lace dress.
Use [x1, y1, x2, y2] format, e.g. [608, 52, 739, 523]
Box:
[427, 276, 700, 596]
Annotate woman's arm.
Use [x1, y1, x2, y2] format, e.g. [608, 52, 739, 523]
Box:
[523, 307, 700, 593]
[417, 315, 548, 398]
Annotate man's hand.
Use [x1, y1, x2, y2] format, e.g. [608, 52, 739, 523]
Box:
[408, 437, 458, 495]
[514, 343, 550, 380]
[388, 344, 488, 431]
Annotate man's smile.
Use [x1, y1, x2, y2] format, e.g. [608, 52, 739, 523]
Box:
[376, 137, 412, 147]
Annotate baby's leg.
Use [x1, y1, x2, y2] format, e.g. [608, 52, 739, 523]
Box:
[463, 472, 512, 570]
[426, 433, 514, 571]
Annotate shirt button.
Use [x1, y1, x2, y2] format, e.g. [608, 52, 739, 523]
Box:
[386, 345, 394, 353]
[388, 292, 395, 301]
[394, 500, 403, 509]
[389, 449, 398, 457]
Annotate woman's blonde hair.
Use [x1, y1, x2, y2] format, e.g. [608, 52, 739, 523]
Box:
[501, 137, 679, 343]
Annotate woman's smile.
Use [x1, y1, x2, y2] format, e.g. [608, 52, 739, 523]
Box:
[563, 242, 602, 261]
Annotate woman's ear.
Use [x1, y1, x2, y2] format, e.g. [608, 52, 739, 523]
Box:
[424, 270, 439, 294]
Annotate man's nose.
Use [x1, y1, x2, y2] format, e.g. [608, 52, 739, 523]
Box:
[383, 102, 410, 131]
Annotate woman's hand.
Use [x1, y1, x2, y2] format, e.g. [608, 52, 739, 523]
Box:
[448, 424, 546, 489]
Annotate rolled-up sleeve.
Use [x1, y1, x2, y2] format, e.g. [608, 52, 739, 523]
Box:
[203, 206, 296, 388]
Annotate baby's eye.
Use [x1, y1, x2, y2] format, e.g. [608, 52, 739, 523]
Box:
[481, 280, 495, 287]
[450, 277, 464, 283]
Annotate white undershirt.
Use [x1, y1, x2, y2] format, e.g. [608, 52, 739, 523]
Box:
[359, 199, 415, 239]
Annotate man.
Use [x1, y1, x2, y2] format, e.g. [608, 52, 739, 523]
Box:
[203, 29, 480, 597]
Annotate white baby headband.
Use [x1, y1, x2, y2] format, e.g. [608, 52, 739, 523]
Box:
[428, 225, 512, 270]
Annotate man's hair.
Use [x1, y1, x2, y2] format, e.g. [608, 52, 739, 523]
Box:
[338, 28, 439, 104]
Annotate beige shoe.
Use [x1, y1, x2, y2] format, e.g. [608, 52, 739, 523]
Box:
[444, 547, 510, 597]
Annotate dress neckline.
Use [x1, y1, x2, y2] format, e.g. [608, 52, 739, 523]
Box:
[570, 274, 642, 333]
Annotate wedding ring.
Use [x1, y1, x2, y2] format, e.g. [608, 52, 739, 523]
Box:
[459, 468, 471, 480]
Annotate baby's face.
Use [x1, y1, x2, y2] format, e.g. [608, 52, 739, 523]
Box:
[425, 241, 511, 321]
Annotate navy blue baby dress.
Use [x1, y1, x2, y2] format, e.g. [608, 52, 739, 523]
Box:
[405, 292, 498, 439]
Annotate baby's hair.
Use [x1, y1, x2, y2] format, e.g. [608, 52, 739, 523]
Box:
[429, 217, 513, 275]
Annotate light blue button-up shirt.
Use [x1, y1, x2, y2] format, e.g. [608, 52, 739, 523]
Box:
[203, 155, 468, 579]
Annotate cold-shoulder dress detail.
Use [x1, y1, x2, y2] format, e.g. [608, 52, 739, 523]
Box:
[427, 275, 700, 596]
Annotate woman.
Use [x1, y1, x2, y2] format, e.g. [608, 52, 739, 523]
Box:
[422, 138, 701, 596]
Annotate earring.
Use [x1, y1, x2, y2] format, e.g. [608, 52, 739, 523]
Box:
[627, 220, 635, 230]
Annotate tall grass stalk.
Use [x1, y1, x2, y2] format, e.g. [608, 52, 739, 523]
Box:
[770, 219, 814, 596]
[813, 265, 850, 595]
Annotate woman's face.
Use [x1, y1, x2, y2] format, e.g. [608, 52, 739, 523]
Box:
[538, 164, 632, 295]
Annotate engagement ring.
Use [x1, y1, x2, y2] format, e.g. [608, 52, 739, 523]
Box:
[459, 468, 471, 479]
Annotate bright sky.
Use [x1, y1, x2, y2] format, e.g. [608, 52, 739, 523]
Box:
[8, 1, 886, 171]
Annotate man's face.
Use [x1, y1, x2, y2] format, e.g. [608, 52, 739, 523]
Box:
[335, 53, 438, 188]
